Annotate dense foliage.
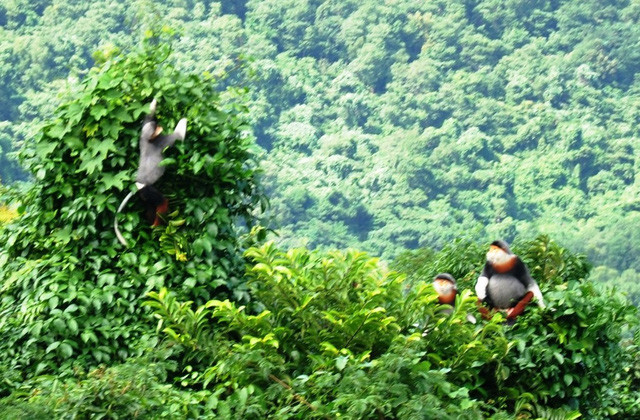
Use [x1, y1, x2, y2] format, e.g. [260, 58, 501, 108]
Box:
[0, 39, 264, 387]
[1, 1, 640, 418]
[142, 239, 637, 418]
[5, 238, 635, 418]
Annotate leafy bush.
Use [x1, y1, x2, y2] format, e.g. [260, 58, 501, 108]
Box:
[3, 225, 636, 418]
[395, 235, 639, 418]
[0, 36, 265, 391]
[503, 279, 639, 418]
[392, 237, 485, 290]
[144, 242, 513, 419]
[0, 352, 217, 419]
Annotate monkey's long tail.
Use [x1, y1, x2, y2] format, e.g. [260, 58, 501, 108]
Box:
[114, 191, 136, 246]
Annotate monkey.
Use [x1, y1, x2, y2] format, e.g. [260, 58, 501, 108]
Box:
[433, 273, 457, 305]
[475, 240, 545, 322]
[432, 273, 477, 323]
[114, 98, 188, 246]
[408, 273, 459, 336]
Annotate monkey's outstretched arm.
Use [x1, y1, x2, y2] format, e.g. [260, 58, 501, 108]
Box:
[140, 99, 159, 143]
[148, 98, 157, 118]
[155, 118, 188, 149]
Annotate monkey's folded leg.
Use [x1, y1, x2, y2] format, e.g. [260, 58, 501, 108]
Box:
[506, 291, 534, 320]
[152, 198, 170, 227]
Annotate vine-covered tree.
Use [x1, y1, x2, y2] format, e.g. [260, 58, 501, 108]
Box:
[0, 36, 266, 388]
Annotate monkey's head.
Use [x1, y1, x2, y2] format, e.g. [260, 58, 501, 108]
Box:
[486, 240, 516, 270]
[433, 273, 457, 304]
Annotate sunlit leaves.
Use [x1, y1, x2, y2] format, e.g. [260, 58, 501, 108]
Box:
[143, 243, 516, 418]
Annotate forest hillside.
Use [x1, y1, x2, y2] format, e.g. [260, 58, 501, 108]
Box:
[0, 1, 639, 418]
[2, 1, 640, 304]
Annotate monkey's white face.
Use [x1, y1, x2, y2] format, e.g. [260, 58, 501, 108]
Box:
[486, 246, 514, 266]
[433, 279, 456, 296]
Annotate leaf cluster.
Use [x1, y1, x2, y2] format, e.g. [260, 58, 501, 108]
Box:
[0, 352, 216, 419]
[502, 278, 640, 418]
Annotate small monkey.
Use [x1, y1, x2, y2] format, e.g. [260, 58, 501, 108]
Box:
[114, 98, 187, 246]
[433, 273, 457, 305]
[433, 273, 477, 323]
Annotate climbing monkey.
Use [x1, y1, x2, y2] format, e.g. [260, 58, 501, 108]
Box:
[114, 98, 187, 246]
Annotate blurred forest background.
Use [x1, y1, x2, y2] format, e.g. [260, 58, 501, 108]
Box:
[1, 0, 640, 307]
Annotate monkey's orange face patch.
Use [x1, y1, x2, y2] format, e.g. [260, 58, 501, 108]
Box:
[486, 247, 516, 273]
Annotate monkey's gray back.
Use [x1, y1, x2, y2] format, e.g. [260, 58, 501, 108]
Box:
[136, 140, 166, 185]
[487, 274, 527, 309]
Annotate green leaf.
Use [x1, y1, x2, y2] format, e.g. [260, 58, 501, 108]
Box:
[59, 343, 73, 358]
[81, 330, 95, 343]
[46, 124, 68, 140]
[48, 296, 60, 310]
[46, 342, 60, 353]
[553, 352, 564, 364]
[564, 374, 573, 386]
[236, 387, 248, 407]
[68, 318, 79, 334]
[336, 355, 349, 371]
[90, 104, 109, 120]
[112, 106, 133, 123]
[158, 157, 176, 167]
[53, 318, 66, 333]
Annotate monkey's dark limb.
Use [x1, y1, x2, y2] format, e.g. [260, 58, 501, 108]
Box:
[139, 185, 167, 225]
[506, 291, 533, 320]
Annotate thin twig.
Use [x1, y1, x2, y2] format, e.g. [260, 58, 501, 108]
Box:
[269, 373, 331, 419]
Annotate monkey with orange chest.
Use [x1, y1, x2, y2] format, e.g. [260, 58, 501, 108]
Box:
[432, 273, 477, 323]
[433, 273, 458, 305]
